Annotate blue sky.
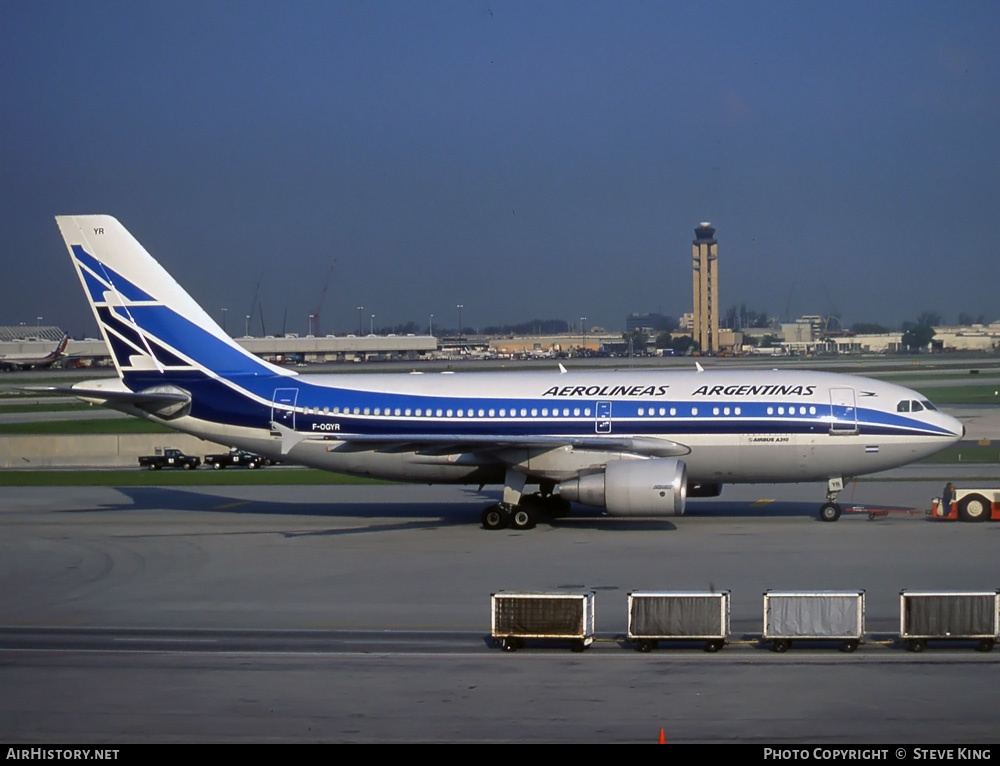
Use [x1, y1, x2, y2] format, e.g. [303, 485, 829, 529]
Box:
[3, 1, 998, 337]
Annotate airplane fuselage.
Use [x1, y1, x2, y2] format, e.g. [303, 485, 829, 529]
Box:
[114, 366, 961, 487]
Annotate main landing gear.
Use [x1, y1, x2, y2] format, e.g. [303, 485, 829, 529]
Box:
[481, 503, 535, 531]
[819, 477, 845, 522]
[480, 473, 570, 531]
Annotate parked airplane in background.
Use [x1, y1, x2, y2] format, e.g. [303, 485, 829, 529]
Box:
[0, 333, 69, 371]
[46, 215, 964, 528]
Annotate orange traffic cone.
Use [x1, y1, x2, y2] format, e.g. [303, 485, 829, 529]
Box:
[659, 728, 666, 744]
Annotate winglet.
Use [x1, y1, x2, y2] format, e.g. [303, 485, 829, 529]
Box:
[695, 361, 704, 372]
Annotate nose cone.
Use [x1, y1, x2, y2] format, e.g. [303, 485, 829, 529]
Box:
[939, 411, 965, 443]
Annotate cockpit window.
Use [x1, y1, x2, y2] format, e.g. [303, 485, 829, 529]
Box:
[921, 400, 937, 411]
[897, 401, 910, 413]
[911, 400, 924, 412]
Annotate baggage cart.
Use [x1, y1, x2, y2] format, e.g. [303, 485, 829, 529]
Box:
[899, 590, 999, 652]
[627, 590, 730, 652]
[491, 591, 595, 652]
[763, 590, 865, 652]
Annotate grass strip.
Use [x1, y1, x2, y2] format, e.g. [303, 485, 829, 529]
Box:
[0, 419, 173, 435]
[0, 469, 389, 487]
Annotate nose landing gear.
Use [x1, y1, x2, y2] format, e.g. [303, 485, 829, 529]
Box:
[819, 477, 845, 522]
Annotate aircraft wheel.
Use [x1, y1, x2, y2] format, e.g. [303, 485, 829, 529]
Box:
[510, 506, 537, 530]
[819, 502, 842, 522]
[481, 505, 508, 530]
[958, 494, 989, 522]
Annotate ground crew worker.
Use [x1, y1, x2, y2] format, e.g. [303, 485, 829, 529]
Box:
[942, 482, 955, 511]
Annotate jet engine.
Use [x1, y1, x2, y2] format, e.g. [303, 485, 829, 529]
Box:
[556, 458, 687, 517]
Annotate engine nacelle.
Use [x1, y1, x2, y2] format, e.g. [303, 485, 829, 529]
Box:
[557, 458, 687, 517]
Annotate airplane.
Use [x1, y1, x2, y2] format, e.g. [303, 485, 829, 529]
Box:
[0, 333, 70, 371]
[47, 215, 964, 529]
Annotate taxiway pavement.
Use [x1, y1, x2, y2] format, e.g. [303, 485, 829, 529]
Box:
[2, 477, 1000, 743]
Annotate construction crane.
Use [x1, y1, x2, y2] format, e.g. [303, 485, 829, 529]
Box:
[247, 272, 266, 337]
[309, 259, 337, 336]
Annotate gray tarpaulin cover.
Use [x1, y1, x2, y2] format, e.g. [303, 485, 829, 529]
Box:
[630, 595, 725, 637]
[494, 596, 584, 636]
[766, 593, 862, 638]
[903, 593, 997, 636]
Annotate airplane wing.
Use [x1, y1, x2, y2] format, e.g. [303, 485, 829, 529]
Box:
[270, 422, 690, 458]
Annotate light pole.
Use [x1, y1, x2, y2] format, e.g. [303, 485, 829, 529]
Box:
[36, 316, 42, 328]
[221, 307, 228, 334]
[245, 315, 250, 337]
[580, 316, 587, 355]
[356, 306, 364, 336]
[308, 313, 316, 336]
[429, 314, 434, 336]
[370, 314, 375, 335]
[456, 304, 464, 339]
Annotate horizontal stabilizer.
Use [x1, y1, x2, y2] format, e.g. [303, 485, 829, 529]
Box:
[23, 380, 191, 418]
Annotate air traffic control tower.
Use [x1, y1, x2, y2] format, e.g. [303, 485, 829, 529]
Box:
[692, 222, 719, 353]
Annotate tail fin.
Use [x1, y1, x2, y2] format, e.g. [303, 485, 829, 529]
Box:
[56, 215, 287, 381]
[48, 333, 69, 361]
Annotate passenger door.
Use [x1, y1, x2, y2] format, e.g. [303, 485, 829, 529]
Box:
[829, 387, 858, 435]
[271, 387, 298, 431]
[595, 400, 612, 434]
